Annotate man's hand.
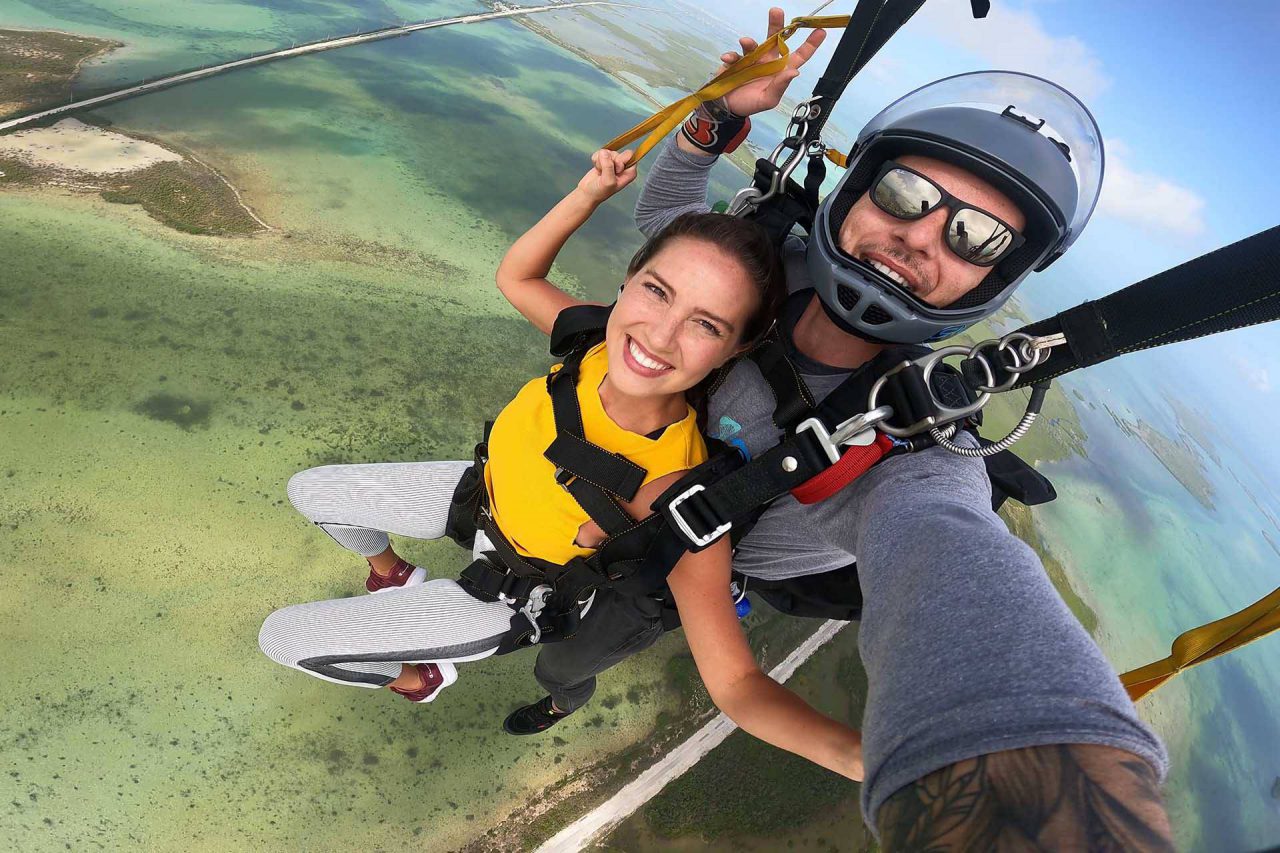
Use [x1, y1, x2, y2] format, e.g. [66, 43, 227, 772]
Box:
[718, 7, 826, 118]
[576, 149, 637, 204]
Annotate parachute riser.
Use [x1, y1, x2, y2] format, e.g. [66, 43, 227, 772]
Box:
[864, 329, 1067, 457]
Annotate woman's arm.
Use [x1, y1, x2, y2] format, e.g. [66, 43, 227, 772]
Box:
[667, 540, 864, 780]
[497, 149, 637, 335]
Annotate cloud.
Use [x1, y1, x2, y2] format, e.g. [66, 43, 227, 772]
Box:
[913, 1, 1109, 101]
[1234, 356, 1272, 393]
[1097, 140, 1206, 236]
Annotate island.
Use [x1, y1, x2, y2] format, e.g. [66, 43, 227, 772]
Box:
[0, 28, 266, 236]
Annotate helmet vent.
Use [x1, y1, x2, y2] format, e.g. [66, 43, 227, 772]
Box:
[837, 284, 861, 311]
[862, 305, 893, 325]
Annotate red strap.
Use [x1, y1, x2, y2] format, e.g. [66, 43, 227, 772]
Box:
[790, 433, 894, 505]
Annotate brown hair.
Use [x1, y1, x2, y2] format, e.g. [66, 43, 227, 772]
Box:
[627, 212, 787, 347]
[626, 213, 788, 429]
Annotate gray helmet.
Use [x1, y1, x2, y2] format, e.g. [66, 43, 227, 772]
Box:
[807, 70, 1104, 344]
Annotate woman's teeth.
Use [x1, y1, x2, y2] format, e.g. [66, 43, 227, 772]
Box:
[629, 338, 672, 371]
[867, 258, 910, 289]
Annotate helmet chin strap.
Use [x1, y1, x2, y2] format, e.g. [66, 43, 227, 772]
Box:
[815, 297, 905, 347]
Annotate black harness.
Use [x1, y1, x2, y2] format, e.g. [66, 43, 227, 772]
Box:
[449, 306, 685, 652]
[448, 300, 1055, 643]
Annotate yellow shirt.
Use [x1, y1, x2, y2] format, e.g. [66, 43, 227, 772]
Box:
[484, 342, 707, 564]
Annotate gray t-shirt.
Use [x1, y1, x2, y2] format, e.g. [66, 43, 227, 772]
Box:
[636, 139, 1168, 832]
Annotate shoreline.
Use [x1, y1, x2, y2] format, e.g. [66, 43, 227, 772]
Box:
[0, 24, 268, 236]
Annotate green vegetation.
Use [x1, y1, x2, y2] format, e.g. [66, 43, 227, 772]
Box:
[0, 28, 122, 119]
[601, 627, 872, 852]
[99, 158, 262, 235]
[1000, 503, 1100, 635]
[1103, 404, 1216, 510]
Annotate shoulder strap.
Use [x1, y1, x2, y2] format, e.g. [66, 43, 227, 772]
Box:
[549, 303, 613, 357]
[1010, 226, 1280, 389]
[543, 345, 646, 535]
[746, 333, 817, 429]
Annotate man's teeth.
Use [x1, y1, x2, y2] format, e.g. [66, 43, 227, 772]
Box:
[867, 259, 910, 289]
[629, 338, 671, 371]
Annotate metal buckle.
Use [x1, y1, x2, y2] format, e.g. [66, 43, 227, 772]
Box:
[665, 483, 731, 549]
[518, 584, 553, 645]
[728, 99, 819, 216]
[795, 406, 892, 465]
[868, 348, 994, 437]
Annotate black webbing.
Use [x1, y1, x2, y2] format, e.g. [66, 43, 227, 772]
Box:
[1012, 226, 1280, 388]
[549, 303, 612, 357]
[544, 432, 646, 500]
[808, 0, 930, 139]
[746, 335, 816, 428]
[543, 346, 646, 535]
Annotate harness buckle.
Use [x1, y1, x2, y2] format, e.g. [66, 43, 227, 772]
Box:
[665, 483, 731, 549]
[795, 407, 893, 465]
[518, 584, 553, 645]
[868, 347, 993, 437]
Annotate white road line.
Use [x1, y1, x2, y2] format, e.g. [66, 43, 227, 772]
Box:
[1, 3, 633, 134]
[536, 619, 849, 853]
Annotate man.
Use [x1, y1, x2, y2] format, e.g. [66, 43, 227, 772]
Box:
[509, 11, 1174, 847]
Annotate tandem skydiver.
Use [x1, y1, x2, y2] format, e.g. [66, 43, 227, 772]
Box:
[259, 144, 872, 777]
[495, 9, 1176, 847]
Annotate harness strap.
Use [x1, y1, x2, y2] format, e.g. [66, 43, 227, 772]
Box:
[791, 433, 894, 504]
[543, 344, 647, 537]
[656, 424, 850, 551]
[746, 333, 816, 428]
[1010, 225, 1280, 389]
[808, 0, 934, 141]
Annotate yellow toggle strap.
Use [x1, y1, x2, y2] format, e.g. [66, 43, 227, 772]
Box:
[604, 15, 850, 163]
[1120, 585, 1280, 701]
[825, 148, 849, 168]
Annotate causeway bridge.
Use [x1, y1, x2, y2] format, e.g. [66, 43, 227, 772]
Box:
[0, 2, 630, 134]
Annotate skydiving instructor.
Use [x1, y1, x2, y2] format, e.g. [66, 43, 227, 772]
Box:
[512, 9, 1176, 847]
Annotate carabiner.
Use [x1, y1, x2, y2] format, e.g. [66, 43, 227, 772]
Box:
[868, 347, 993, 437]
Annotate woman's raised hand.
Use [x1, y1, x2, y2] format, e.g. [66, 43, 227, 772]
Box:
[577, 149, 637, 204]
[717, 7, 826, 118]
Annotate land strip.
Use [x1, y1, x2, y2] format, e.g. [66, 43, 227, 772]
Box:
[536, 620, 848, 852]
[0, 3, 635, 134]
[0, 28, 122, 120]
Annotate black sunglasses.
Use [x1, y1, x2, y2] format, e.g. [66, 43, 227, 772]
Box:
[868, 161, 1026, 267]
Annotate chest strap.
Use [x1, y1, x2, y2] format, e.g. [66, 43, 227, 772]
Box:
[544, 345, 647, 537]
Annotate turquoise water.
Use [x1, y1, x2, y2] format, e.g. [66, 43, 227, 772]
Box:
[1029, 346, 1280, 848]
[3, 0, 1279, 849]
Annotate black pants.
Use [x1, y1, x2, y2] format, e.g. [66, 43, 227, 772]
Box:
[533, 588, 665, 712]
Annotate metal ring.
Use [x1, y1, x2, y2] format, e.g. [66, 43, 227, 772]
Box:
[868, 349, 992, 437]
[967, 338, 1022, 394]
[996, 332, 1049, 374]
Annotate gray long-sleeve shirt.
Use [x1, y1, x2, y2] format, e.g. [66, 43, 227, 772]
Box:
[636, 140, 1168, 832]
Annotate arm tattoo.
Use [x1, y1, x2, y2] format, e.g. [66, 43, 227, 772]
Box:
[877, 744, 1175, 851]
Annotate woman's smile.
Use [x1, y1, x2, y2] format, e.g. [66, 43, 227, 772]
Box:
[622, 334, 675, 377]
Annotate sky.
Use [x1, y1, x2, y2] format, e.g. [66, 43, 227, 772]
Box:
[683, 0, 1280, 468]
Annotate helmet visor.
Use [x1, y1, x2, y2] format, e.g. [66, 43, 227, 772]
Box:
[858, 70, 1103, 253]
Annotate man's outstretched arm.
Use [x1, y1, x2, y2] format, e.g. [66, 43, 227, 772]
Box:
[878, 743, 1174, 850]
[801, 438, 1172, 846]
[633, 140, 716, 237]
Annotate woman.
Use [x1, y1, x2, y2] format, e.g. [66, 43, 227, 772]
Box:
[259, 149, 863, 781]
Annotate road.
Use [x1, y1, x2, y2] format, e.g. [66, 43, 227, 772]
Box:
[536, 619, 849, 853]
[0, 2, 632, 134]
